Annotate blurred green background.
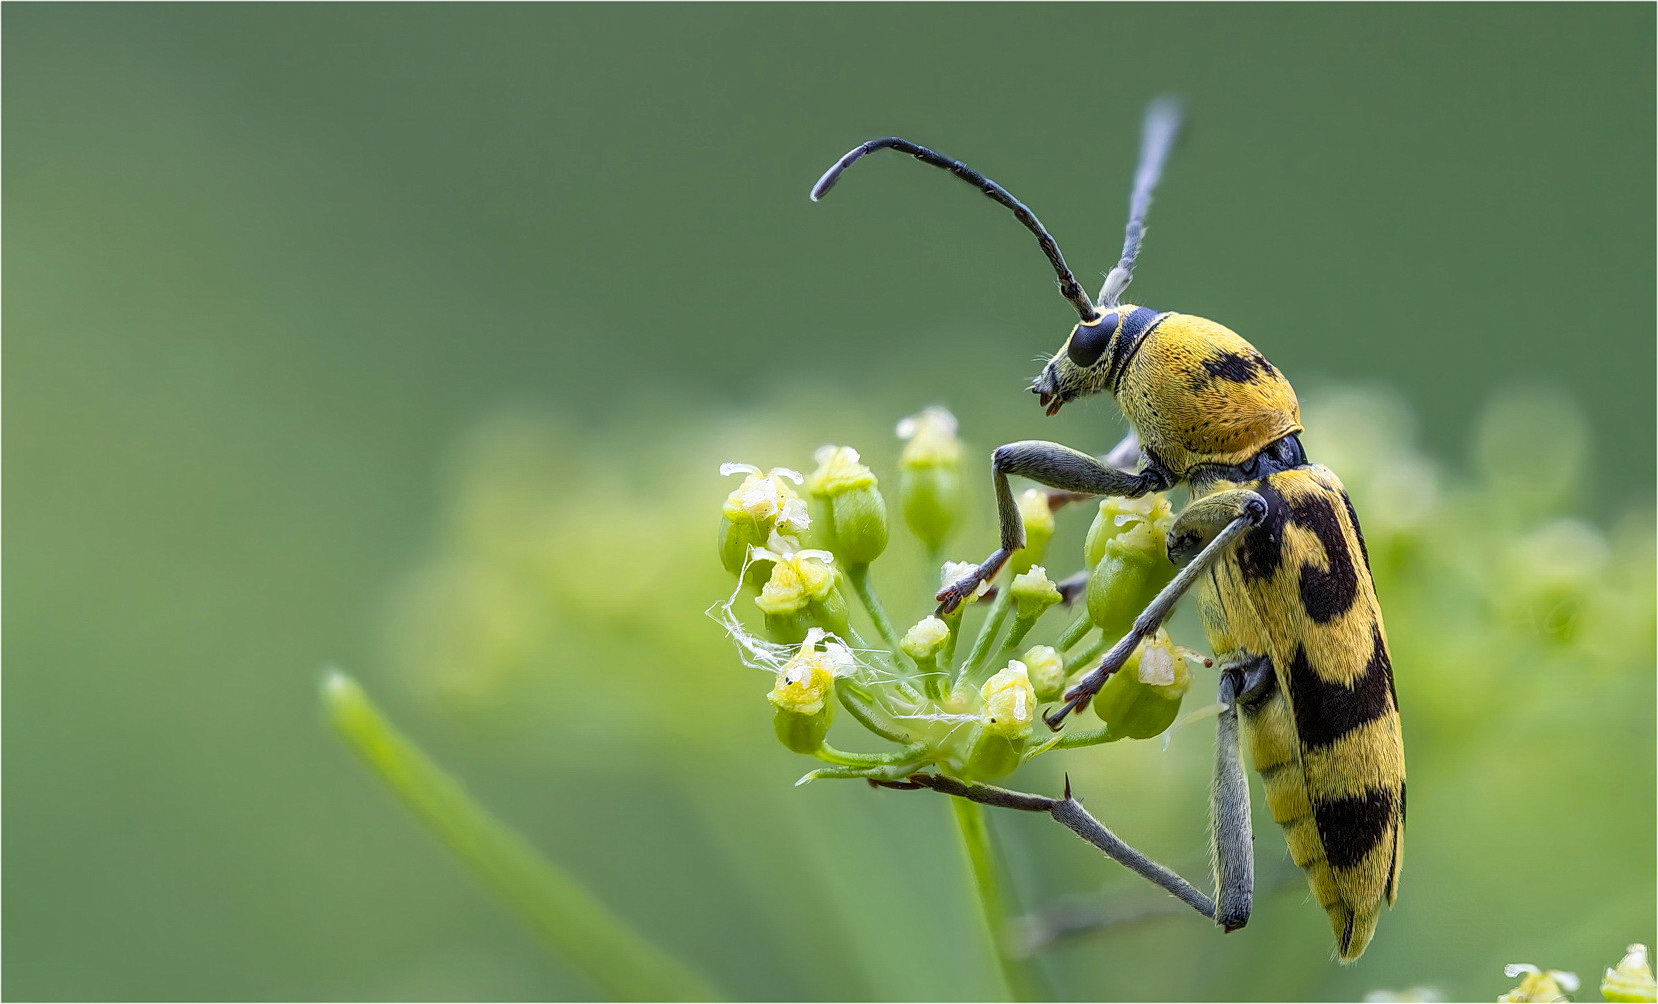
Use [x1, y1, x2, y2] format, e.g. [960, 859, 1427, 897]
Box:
[6, 4, 1653, 1001]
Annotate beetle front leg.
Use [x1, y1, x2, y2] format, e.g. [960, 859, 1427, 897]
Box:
[936, 440, 1168, 614]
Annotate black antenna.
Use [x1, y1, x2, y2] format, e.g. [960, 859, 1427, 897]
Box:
[1099, 97, 1183, 308]
[811, 138, 1099, 323]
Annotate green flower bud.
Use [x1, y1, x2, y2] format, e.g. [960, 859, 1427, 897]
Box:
[966, 660, 1036, 779]
[902, 615, 951, 662]
[904, 614, 953, 698]
[1500, 964, 1579, 1004]
[1085, 500, 1176, 636]
[1005, 566, 1062, 650]
[1087, 551, 1171, 638]
[767, 631, 848, 754]
[1010, 489, 1055, 574]
[720, 463, 810, 587]
[1010, 565, 1062, 615]
[1021, 645, 1066, 701]
[897, 408, 963, 552]
[1083, 494, 1174, 569]
[1090, 633, 1191, 739]
[980, 661, 1037, 740]
[806, 446, 890, 566]
[754, 548, 850, 643]
[1602, 945, 1656, 1003]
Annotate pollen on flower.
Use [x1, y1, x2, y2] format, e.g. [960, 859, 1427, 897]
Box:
[981, 661, 1036, 739]
[1136, 639, 1177, 687]
[722, 463, 811, 536]
[768, 631, 845, 716]
[755, 548, 836, 615]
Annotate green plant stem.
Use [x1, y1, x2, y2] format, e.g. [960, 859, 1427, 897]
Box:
[846, 563, 905, 657]
[815, 741, 928, 768]
[836, 685, 915, 745]
[1070, 631, 1111, 670]
[1001, 613, 1041, 655]
[323, 672, 719, 1002]
[1049, 723, 1116, 749]
[950, 798, 1049, 1002]
[941, 607, 964, 670]
[802, 762, 925, 782]
[960, 588, 1014, 684]
[1055, 611, 1096, 653]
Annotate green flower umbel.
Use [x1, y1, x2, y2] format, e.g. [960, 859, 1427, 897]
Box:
[716, 410, 1214, 789]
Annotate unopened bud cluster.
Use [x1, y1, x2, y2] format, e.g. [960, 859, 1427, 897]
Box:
[717, 408, 1205, 784]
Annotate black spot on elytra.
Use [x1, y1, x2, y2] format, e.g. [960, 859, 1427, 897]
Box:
[1313, 786, 1397, 871]
[1288, 491, 1359, 623]
[1201, 350, 1270, 383]
[1287, 629, 1394, 750]
[1236, 480, 1286, 583]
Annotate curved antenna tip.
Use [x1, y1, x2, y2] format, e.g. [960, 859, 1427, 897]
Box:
[805, 136, 1098, 321]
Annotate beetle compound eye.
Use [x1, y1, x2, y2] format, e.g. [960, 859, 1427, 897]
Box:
[1066, 313, 1120, 368]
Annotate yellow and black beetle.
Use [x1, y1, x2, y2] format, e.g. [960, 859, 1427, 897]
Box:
[810, 99, 1404, 962]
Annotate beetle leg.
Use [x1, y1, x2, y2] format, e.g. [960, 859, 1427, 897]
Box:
[1211, 666, 1256, 931]
[1046, 490, 1266, 728]
[936, 440, 1169, 614]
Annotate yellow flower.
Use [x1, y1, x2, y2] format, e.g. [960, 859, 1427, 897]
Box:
[1602, 944, 1657, 1003]
[1499, 963, 1579, 1003]
[721, 463, 810, 536]
[805, 446, 889, 565]
[754, 546, 837, 615]
[901, 615, 951, 662]
[980, 661, 1036, 740]
[805, 445, 877, 496]
[1021, 645, 1065, 701]
[767, 629, 848, 717]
